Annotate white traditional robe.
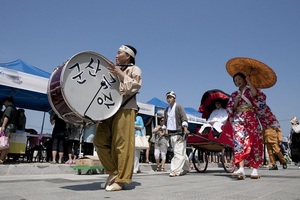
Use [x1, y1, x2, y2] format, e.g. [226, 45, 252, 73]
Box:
[199, 108, 228, 133]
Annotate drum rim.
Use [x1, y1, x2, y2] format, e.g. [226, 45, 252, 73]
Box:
[47, 66, 63, 119]
[47, 66, 84, 124]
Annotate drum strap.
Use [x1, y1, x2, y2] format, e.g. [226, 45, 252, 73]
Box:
[121, 92, 138, 108]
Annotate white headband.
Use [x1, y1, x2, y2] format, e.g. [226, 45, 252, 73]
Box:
[119, 45, 135, 58]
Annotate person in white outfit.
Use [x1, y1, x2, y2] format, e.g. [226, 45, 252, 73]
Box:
[163, 91, 190, 177]
[199, 101, 228, 137]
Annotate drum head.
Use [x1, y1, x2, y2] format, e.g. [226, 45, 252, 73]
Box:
[61, 51, 122, 122]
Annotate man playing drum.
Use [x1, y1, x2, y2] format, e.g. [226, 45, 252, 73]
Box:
[93, 45, 142, 191]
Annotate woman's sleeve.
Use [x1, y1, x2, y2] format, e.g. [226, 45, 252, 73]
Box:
[252, 88, 266, 111]
[226, 93, 235, 119]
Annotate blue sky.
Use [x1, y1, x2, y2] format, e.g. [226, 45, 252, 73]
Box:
[1, 1, 299, 136]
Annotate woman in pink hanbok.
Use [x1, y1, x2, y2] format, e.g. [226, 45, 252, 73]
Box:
[226, 72, 263, 179]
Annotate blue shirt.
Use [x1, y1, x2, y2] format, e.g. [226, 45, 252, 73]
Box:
[135, 115, 145, 136]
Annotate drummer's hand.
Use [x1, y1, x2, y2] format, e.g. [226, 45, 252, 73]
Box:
[107, 61, 122, 76]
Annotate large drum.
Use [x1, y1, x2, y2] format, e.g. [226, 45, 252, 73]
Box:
[47, 51, 122, 125]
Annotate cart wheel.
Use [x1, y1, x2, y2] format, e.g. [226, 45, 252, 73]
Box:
[221, 147, 235, 173]
[78, 169, 82, 175]
[193, 148, 208, 173]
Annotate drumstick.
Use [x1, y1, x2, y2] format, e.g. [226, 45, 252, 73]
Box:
[84, 80, 107, 118]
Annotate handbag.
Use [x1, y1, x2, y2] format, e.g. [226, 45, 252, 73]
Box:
[0, 131, 9, 150]
[150, 133, 156, 143]
[292, 124, 300, 133]
[135, 135, 149, 149]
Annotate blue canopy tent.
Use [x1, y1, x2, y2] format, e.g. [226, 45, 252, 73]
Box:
[147, 97, 169, 110]
[147, 97, 168, 124]
[184, 107, 205, 134]
[0, 59, 52, 133]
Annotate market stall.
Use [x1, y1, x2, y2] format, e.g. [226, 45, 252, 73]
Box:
[0, 59, 52, 157]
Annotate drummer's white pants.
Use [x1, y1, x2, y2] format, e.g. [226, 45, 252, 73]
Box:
[170, 135, 190, 175]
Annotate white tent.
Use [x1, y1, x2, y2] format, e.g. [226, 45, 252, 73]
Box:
[137, 102, 155, 116]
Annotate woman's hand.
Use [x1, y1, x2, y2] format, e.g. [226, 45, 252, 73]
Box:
[235, 92, 241, 104]
[246, 75, 257, 97]
[245, 75, 251, 85]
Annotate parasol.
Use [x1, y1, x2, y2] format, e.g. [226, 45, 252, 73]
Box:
[198, 89, 230, 119]
[226, 57, 277, 89]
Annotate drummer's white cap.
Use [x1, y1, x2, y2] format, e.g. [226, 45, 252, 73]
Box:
[166, 91, 176, 98]
[119, 45, 136, 58]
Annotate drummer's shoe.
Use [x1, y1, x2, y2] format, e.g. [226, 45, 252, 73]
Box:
[101, 174, 118, 189]
[250, 168, 261, 179]
[232, 168, 245, 180]
[269, 165, 278, 170]
[105, 182, 124, 191]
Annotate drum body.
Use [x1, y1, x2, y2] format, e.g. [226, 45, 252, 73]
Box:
[47, 51, 122, 124]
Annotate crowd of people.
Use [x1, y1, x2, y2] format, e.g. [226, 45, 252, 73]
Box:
[0, 97, 28, 164]
[0, 97, 93, 165]
[1, 44, 300, 192]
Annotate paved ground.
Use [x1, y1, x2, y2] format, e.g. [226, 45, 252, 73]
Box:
[0, 163, 300, 200]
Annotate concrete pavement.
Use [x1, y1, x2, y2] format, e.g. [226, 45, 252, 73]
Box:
[0, 163, 300, 200]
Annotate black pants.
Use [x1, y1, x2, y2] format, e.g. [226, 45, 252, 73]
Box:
[52, 132, 65, 152]
[67, 140, 80, 156]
